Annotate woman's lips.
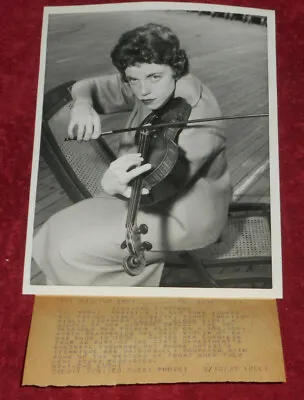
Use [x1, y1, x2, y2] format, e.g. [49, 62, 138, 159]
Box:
[142, 98, 155, 105]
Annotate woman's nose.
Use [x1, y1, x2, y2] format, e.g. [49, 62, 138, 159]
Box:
[140, 81, 151, 96]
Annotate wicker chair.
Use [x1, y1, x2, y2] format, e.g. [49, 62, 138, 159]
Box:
[160, 203, 272, 288]
[40, 81, 272, 289]
[41, 80, 126, 202]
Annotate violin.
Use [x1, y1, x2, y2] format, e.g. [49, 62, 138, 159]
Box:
[120, 96, 192, 275]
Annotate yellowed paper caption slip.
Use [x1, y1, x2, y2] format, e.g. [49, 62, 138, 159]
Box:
[23, 297, 285, 386]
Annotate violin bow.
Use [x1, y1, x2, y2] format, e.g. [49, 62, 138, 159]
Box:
[64, 113, 269, 141]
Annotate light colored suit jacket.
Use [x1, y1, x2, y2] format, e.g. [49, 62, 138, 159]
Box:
[75, 73, 232, 250]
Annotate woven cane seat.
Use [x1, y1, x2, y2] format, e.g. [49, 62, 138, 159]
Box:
[47, 102, 109, 197]
[162, 205, 272, 288]
[200, 214, 271, 262]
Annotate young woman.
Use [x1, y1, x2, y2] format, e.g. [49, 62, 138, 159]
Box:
[32, 23, 231, 287]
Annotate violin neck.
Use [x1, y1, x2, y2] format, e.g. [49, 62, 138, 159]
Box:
[126, 128, 151, 228]
[126, 177, 143, 227]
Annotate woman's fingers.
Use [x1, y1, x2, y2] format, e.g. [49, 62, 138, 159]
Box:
[68, 103, 102, 140]
[114, 153, 142, 164]
[101, 154, 152, 197]
[122, 163, 152, 182]
[110, 154, 143, 171]
[123, 187, 132, 198]
[77, 121, 86, 141]
[67, 120, 76, 138]
[120, 154, 148, 169]
[110, 154, 152, 184]
[91, 114, 102, 139]
[123, 187, 150, 198]
[67, 117, 98, 141]
[83, 118, 93, 141]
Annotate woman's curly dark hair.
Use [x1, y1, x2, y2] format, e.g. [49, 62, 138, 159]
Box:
[111, 23, 189, 81]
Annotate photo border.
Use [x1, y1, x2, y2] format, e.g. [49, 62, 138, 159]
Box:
[22, 1, 281, 298]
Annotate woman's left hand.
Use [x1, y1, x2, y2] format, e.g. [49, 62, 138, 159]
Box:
[101, 153, 151, 198]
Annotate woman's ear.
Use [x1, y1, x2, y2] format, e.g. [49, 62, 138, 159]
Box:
[174, 73, 202, 107]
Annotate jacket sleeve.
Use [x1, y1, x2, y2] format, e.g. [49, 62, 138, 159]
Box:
[72, 73, 135, 114]
[178, 83, 227, 185]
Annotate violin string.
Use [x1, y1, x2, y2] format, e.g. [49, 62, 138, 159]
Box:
[124, 114, 154, 249]
[128, 131, 148, 226]
[130, 119, 152, 226]
[126, 127, 149, 234]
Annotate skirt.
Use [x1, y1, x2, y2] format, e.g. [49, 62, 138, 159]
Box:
[32, 177, 230, 287]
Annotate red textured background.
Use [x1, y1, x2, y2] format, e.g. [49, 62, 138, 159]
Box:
[0, 0, 303, 398]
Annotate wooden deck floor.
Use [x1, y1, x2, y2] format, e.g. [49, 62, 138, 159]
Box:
[30, 12, 272, 285]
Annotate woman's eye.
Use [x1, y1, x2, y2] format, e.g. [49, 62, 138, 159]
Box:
[128, 78, 138, 85]
[150, 75, 161, 82]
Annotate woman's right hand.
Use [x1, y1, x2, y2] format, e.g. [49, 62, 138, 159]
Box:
[68, 100, 102, 141]
[101, 154, 152, 198]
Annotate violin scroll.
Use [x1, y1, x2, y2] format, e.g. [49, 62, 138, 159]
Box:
[121, 223, 152, 276]
[122, 254, 146, 276]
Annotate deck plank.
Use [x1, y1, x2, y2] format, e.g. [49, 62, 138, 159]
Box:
[34, 193, 73, 228]
[35, 172, 66, 201]
[231, 144, 269, 180]
[238, 173, 270, 202]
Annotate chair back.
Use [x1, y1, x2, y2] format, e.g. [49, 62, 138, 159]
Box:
[41, 81, 130, 202]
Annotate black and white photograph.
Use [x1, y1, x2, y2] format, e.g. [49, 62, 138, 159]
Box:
[23, 2, 281, 298]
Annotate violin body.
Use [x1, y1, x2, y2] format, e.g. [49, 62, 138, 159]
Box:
[136, 97, 192, 206]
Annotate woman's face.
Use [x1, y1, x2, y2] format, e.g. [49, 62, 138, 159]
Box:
[125, 63, 176, 110]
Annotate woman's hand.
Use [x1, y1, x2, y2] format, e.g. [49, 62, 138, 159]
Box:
[68, 100, 102, 141]
[101, 153, 152, 198]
